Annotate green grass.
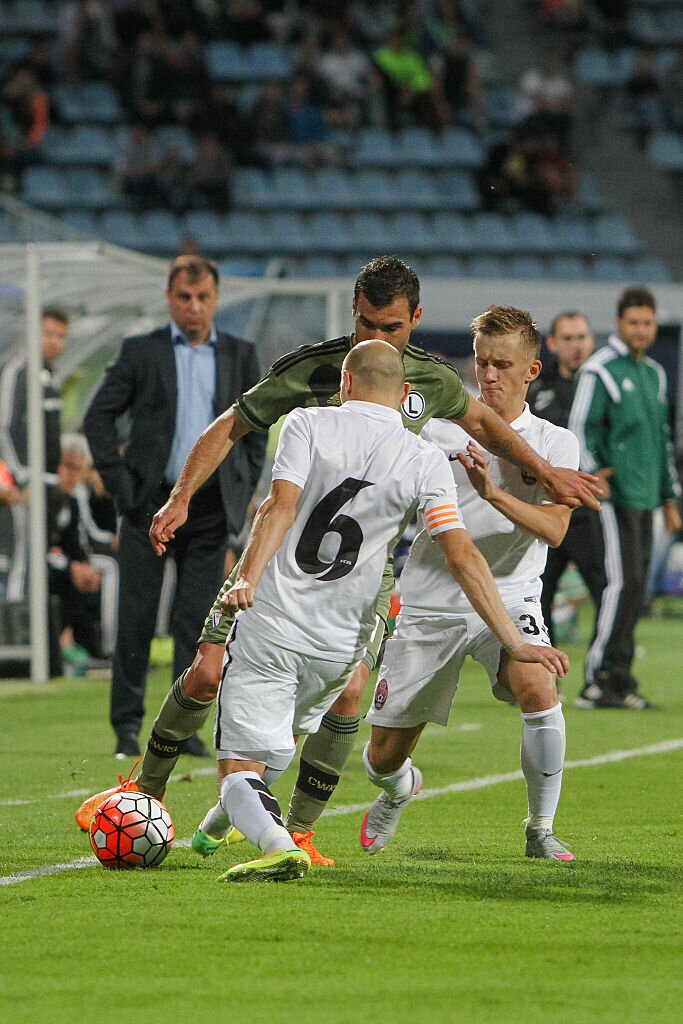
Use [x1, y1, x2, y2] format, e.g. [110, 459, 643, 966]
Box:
[1, 607, 682, 1024]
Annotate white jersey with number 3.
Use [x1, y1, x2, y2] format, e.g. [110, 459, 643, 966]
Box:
[398, 407, 580, 616]
[245, 400, 465, 661]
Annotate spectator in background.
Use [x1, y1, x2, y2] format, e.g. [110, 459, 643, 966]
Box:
[199, 83, 254, 164]
[374, 26, 442, 132]
[569, 287, 682, 710]
[120, 32, 174, 126]
[661, 45, 683, 131]
[157, 143, 190, 213]
[58, 0, 117, 83]
[285, 74, 336, 163]
[1, 68, 50, 152]
[316, 28, 370, 127]
[435, 32, 486, 132]
[515, 51, 574, 146]
[479, 132, 554, 214]
[249, 78, 291, 166]
[188, 131, 233, 210]
[534, 130, 578, 205]
[166, 30, 210, 129]
[528, 311, 603, 645]
[113, 121, 162, 210]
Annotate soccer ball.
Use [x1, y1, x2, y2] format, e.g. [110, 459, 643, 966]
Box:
[89, 791, 174, 869]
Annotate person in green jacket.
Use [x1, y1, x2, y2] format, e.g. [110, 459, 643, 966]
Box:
[569, 286, 682, 709]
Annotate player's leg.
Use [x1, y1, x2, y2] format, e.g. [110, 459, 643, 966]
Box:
[360, 723, 425, 854]
[494, 633, 575, 861]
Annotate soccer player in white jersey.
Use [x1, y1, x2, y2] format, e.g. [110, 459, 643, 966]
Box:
[194, 339, 569, 882]
[362, 306, 579, 861]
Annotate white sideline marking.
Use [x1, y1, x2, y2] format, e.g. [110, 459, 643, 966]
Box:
[0, 767, 217, 807]
[1, 737, 682, 887]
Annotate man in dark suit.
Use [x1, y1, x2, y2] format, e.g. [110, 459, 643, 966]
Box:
[84, 256, 266, 758]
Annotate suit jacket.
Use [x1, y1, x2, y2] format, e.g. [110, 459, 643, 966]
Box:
[84, 326, 266, 534]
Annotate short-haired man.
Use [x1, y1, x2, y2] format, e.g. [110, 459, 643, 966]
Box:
[570, 287, 681, 709]
[194, 340, 568, 881]
[362, 306, 578, 860]
[528, 311, 605, 643]
[76, 257, 599, 861]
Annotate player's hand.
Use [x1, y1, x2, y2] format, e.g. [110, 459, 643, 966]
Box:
[507, 641, 569, 678]
[223, 576, 256, 612]
[541, 466, 602, 511]
[455, 441, 497, 500]
[594, 467, 613, 501]
[149, 495, 190, 555]
[664, 500, 682, 534]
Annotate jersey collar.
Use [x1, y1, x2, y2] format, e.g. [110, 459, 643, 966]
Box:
[509, 403, 532, 431]
[608, 333, 629, 357]
[342, 399, 403, 422]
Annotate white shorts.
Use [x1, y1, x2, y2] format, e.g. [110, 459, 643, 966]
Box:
[214, 620, 357, 771]
[367, 600, 550, 728]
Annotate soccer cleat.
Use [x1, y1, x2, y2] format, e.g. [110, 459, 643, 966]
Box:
[291, 830, 336, 866]
[525, 827, 576, 861]
[360, 766, 423, 855]
[192, 825, 246, 856]
[576, 683, 654, 710]
[114, 732, 141, 759]
[75, 772, 142, 832]
[192, 828, 228, 857]
[218, 848, 311, 882]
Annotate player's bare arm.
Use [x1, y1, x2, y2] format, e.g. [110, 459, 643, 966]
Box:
[224, 478, 302, 611]
[457, 441, 572, 548]
[149, 407, 251, 554]
[455, 396, 601, 511]
[436, 528, 569, 677]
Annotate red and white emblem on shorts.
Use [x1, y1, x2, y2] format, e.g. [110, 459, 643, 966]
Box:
[374, 678, 389, 710]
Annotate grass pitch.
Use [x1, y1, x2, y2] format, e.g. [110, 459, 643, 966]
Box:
[1, 606, 682, 1024]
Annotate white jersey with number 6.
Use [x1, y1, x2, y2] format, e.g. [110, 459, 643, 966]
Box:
[244, 400, 464, 662]
[398, 407, 580, 616]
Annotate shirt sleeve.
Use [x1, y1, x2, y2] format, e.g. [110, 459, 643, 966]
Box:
[416, 448, 466, 536]
[271, 408, 312, 489]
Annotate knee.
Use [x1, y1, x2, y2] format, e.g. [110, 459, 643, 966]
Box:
[329, 662, 371, 716]
[183, 643, 223, 702]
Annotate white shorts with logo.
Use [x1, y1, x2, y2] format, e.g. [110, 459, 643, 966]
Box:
[214, 620, 358, 771]
[367, 600, 550, 728]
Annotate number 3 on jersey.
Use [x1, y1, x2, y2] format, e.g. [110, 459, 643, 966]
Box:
[295, 478, 373, 581]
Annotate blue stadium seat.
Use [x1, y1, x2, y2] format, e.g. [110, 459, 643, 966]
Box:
[0, 1, 57, 35]
[435, 170, 479, 210]
[307, 213, 353, 253]
[466, 256, 506, 278]
[223, 212, 270, 254]
[268, 212, 310, 253]
[396, 127, 444, 167]
[53, 83, 122, 123]
[353, 169, 400, 209]
[432, 212, 473, 253]
[350, 128, 398, 167]
[395, 169, 442, 210]
[22, 167, 69, 208]
[67, 168, 115, 210]
[346, 212, 391, 251]
[468, 212, 516, 254]
[511, 213, 555, 255]
[100, 212, 143, 249]
[154, 125, 197, 163]
[285, 255, 344, 277]
[423, 255, 465, 277]
[232, 168, 272, 208]
[139, 211, 182, 255]
[441, 128, 485, 168]
[593, 216, 641, 256]
[245, 42, 295, 80]
[182, 211, 230, 251]
[45, 125, 114, 166]
[548, 256, 586, 281]
[385, 213, 433, 253]
[62, 210, 100, 237]
[487, 87, 517, 129]
[270, 167, 316, 209]
[553, 215, 592, 255]
[591, 256, 630, 282]
[508, 256, 549, 279]
[647, 132, 683, 172]
[578, 172, 606, 214]
[630, 256, 673, 284]
[314, 169, 357, 209]
[574, 50, 618, 87]
[218, 257, 270, 277]
[206, 41, 247, 81]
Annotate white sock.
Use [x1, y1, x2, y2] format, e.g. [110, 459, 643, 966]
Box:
[198, 800, 231, 840]
[520, 703, 566, 831]
[220, 771, 295, 854]
[363, 742, 415, 802]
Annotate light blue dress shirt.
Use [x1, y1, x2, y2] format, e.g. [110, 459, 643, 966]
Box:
[164, 319, 217, 484]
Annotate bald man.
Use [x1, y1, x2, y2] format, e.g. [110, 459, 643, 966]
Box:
[194, 340, 569, 882]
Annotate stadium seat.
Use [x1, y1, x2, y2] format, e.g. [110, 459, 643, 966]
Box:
[67, 169, 115, 210]
[22, 167, 69, 209]
[314, 169, 357, 209]
[548, 256, 586, 281]
[232, 168, 272, 209]
[154, 125, 197, 164]
[350, 128, 398, 167]
[182, 210, 229, 251]
[593, 216, 641, 256]
[346, 212, 391, 251]
[647, 132, 683, 172]
[511, 213, 555, 255]
[206, 41, 247, 81]
[578, 172, 606, 215]
[270, 167, 316, 209]
[440, 128, 485, 168]
[508, 256, 549, 279]
[284, 255, 344, 277]
[139, 211, 182, 255]
[100, 211, 144, 249]
[466, 256, 506, 278]
[423, 255, 465, 277]
[53, 83, 122, 123]
[223, 212, 270, 254]
[396, 127, 444, 167]
[468, 212, 516, 254]
[395, 169, 442, 210]
[553, 215, 592, 255]
[62, 210, 100, 237]
[385, 212, 433, 253]
[245, 42, 295, 80]
[218, 257, 270, 277]
[0, 0, 57, 35]
[353, 169, 400, 210]
[487, 87, 517, 129]
[630, 256, 673, 284]
[45, 125, 114, 166]
[435, 169, 480, 211]
[591, 256, 630, 282]
[574, 50, 618, 88]
[432, 212, 473, 253]
[307, 213, 353, 253]
[267, 212, 310, 254]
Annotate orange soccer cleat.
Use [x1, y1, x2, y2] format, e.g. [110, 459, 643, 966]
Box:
[74, 759, 154, 832]
[291, 830, 336, 867]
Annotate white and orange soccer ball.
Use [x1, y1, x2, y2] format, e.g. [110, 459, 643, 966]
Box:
[89, 791, 174, 869]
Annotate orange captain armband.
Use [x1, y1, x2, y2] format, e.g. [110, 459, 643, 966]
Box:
[424, 502, 463, 536]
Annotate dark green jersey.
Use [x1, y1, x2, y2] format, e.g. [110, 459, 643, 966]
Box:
[234, 335, 470, 436]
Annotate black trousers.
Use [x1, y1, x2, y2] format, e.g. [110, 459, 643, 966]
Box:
[585, 504, 653, 695]
[110, 483, 228, 738]
[541, 506, 606, 646]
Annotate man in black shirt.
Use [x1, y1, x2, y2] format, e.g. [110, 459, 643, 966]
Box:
[528, 312, 604, 643]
